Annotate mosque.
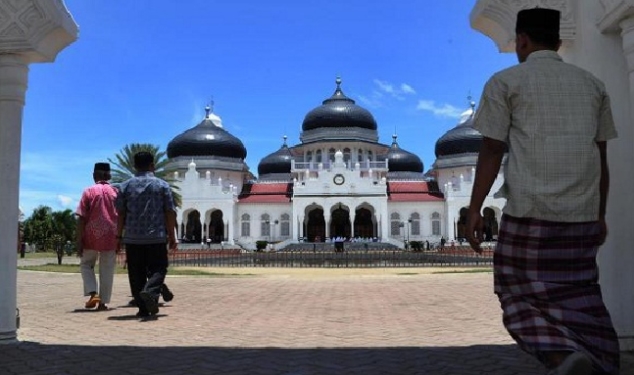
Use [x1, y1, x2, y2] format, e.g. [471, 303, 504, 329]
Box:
[7, 0, 634, 349]
[164, 77, 506, 249]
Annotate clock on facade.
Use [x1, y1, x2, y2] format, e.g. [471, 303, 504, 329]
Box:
[333, 174, 345, 185]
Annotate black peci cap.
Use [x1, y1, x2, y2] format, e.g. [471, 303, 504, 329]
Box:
[516, 8, 560, 38]
[94, 162, 110, 172]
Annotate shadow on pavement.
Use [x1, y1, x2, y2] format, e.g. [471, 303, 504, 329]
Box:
[1, 343, 544, 375]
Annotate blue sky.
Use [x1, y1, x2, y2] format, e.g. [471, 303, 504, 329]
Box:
[19, 0, 517, 217]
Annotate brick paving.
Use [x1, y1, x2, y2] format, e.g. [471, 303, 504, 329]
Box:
[3, 262, 633, 375]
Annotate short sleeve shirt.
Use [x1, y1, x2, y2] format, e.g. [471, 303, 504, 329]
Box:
[115, 172, 176, 244]
[473, 51, 618, 222]
[76, 182, 118, 251]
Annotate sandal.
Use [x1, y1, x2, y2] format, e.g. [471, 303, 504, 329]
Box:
[84, 294, 101, 309]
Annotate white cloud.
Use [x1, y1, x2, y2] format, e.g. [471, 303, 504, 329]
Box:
[400, 83, 416, 95]
[416, 100, 463, 118]
[373, 79, 395, 94]
[57, 195, 75, 208]
[356, 95, 383, 109]
[372, 79, 416, 100]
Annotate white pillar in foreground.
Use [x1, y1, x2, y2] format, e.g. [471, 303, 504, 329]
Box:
[0, 0, 78, 342]
[0, 54, 29, 341]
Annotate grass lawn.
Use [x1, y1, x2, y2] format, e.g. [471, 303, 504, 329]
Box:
[17, 263, 254, 277]
[432, 268, 493, 274]
[19, 251, 63, 259]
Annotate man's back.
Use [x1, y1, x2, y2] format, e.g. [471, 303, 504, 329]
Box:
[117, 172, 174, 244]
[474, 50, 618, 222]
[77, 182, 118, 251]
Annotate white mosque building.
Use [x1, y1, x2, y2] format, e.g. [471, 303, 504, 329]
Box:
[165, 77, 507, 249]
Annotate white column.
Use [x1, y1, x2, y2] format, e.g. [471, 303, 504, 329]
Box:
[0, 55, 28, 341]
[601, 15, 634, 350]
[0, 0, 78, 343]
[227, 220, 233, 244]
[298, 215, 305, 239]
[350, 212, 356, 238]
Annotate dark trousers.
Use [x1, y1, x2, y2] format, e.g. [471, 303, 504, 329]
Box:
[125, 243, 168, 313]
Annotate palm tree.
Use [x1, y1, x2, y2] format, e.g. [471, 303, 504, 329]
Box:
[109, 143, 181, 207]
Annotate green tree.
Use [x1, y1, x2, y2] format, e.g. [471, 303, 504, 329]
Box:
[109, 143, 181, 207]
[23, 205, 54, 251]
[51, 209, 76, 243]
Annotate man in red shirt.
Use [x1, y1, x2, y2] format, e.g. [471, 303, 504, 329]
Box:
[76, 162, 119, 310]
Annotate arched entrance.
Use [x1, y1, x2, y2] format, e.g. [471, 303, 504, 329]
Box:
[185, 210, 202, 243]
[330, 206, 351, 239]
[306, 208, 325, 242]
[354, 207, 374, 238]
[208, 210, 225, 243]
[482, 207, 499, 241]
[456, 207, 468, 240]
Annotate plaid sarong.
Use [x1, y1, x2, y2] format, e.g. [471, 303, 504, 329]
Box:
[494, 214, 620, 374]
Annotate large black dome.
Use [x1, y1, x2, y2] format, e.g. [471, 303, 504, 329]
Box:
[386, 135, 424, 173]
[302, 77, 377, 131]
[167, 107, 247, 159]
[434, 107, 483, 157]
[258, 137, 293, 175]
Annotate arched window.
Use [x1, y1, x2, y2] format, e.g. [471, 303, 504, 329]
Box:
[241, 214, 250, 237]
[390, 213, 401, 236]
[316, 150, 322, 163]
[358, 149, 364, 162]
[343, 148, 351, 164]
[328, 148, 336, 163]
[431, 212, 441, 236]
[261, 214, 271, 237]
[410, 212, 421, 236]
[306, 151, 312, 163]
[368, 150, 373, 162]
[280, 213, 290, 237]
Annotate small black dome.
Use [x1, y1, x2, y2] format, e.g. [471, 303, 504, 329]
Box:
[167, 107, 247, 159]
[434, 106, 483, 157]
[258, 137, 293, 175]
[387, 135, 424, 173]
[302, 77, 377, 131]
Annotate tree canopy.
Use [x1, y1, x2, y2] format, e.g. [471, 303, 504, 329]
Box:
[22, 206, 76, 251]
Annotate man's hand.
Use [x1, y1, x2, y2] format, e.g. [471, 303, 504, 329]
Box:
[466, 209, 484, 253]
[598, 217, 608, 246]
[115, 239, 123, 254]
[168, 237, 177, 252]
[76, 243, 83, 258]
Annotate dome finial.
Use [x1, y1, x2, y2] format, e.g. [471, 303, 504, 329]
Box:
[282, 135, 288, 147]
[392, 134, 399, 147]
[328, 75, 347, 99]
[204, 105, 211, 118]
[467, 92, 475, 110]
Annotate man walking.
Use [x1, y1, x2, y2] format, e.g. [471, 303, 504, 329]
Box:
[466, 8, 620, 375]
[116, 151, 177, 318]
[76, 162, 119, 311]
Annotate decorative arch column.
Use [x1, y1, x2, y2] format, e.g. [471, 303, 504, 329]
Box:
[471, 0, 634, 350]
[0, 0, 78, 342]
[470, 0, 576, 52]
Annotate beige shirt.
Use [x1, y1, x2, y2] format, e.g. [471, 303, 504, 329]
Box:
[473, 50, 617, 222]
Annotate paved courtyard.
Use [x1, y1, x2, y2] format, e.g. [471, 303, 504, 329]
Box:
[3, 263, 633, 375]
